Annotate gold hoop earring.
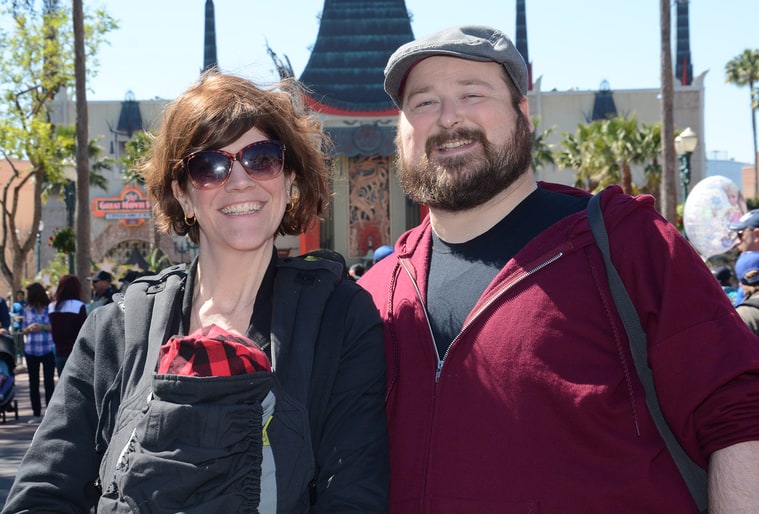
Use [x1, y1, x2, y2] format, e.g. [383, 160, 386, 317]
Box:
[286, 182, 299, 213]
[184, 214, 197, 226]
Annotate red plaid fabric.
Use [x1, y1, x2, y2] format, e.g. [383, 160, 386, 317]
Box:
[157, 324, 271, 377]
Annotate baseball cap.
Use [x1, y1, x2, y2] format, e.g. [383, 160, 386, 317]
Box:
[735, 251, 759, 285]
[373, 245, 394, 264]
[384, 25, 529, 109]
[89, 270, 112, 283]
[727, 209, 759, 232]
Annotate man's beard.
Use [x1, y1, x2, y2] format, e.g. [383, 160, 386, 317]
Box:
[396, 111, 533, 211]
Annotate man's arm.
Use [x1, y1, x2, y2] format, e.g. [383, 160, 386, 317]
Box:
[708, 440, 759, 512]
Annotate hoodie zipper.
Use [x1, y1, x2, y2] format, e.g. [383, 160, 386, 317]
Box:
[400, 250, 564, 383]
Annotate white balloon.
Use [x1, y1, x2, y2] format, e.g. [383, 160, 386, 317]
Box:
[683, 175, 746, 259]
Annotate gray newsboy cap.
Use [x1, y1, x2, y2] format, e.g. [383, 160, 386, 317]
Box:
[384, 25, 529, 109]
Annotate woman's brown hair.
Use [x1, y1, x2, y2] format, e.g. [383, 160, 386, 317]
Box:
[141, 70, 332, 243]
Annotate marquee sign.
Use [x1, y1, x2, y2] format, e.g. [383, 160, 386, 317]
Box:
[92, 185, 151, 227]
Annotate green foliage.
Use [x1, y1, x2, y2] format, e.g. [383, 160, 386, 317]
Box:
[725, 49, 759, 92]
[0, 3, 116, 291]
[121, 130, 154, 185]
[144, 248, 170, 272]
[746, 197, 759, 211]
[0, 6, 117, 165]
[726, 48, 759, 197]
[531, 116, 556, 173]
[48, 225, 75, 253]
[43, 125, 113, 195]
[32, 252, 70, 290]
[554, 115, 662, 195]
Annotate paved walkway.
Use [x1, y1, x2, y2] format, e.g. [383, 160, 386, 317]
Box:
[0, 367, 43, 507]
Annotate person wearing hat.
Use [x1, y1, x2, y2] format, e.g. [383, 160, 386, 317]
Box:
[728, 209, 759, 255]
[89, 270, 118, 310]
[359, 24, 759, 512]
[372, 244, 394, 265]
[733, 251, 759, 336]
[727, 209, 759, 305]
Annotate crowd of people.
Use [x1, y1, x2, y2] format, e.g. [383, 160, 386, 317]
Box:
[2, 268, 143, 424]
[3, 22, 759, 514]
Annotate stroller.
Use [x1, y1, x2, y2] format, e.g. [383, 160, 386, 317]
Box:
[0, 333, 19, 423]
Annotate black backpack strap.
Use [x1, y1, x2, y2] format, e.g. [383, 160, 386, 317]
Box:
[737, 296, 759, 310]
[271, 253, 345, 509]
[587, 192, 708, 513]
[94, 264, 187, 464]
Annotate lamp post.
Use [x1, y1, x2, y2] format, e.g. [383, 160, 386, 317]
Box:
[35, 220, 45, 274]
[674, 127, 698, 203]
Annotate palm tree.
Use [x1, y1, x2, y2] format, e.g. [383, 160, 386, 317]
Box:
[659, 0, 677, 223]
[725, 49, 759, 199]
[602, 115, 645, 195]
[638, 122, 663, 197]
[531, 116, 556, 179]
[73, 0, 92, 299]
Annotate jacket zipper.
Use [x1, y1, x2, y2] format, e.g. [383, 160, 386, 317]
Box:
[400, 251, 564, 383]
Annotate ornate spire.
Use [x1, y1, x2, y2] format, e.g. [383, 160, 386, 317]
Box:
[203, 0, 218, 72]
[516, 0, 532, 90]
[675, 0, 693, 85]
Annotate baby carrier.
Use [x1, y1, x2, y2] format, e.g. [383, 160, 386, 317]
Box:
[95, 254, 349, 513]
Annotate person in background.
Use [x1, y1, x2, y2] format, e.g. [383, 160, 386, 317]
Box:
[21, 282, 55, 422]
[10, 290, 26, 365]
[732, 251, 759, 336]
[372, 244, 394, 265]
[4, 71, 389, 513]
[48, 275, 88, 376]
[88, 270, 118, 310]
[712, 265, 739, 305]
[359, 24, 759, 512]
[119, 269, 144, 292]
[728, 209, 759, 305]
[349, 263, 366, 281]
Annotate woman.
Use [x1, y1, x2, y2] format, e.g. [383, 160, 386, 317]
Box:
[3, 72, 389, 513]
[48, 274, 88, 375]
[20, 282, 55, 421]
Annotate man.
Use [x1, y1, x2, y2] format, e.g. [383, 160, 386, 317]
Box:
[728, 209, 759, 255]
[360, 25, 759, 512]
[726, 209, 759, 306]
[89, 270, 118, 309]
[733, 251, 759, 335]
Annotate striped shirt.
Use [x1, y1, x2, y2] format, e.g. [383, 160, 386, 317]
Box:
[22, 306, 55, 357]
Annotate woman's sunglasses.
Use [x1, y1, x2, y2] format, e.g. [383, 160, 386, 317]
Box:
[181, 140, 285, 190]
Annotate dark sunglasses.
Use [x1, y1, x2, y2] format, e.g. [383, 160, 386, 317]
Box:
[181, 140, 285, 190]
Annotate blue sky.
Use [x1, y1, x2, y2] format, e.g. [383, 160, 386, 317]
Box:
[84, 0, 758, 164]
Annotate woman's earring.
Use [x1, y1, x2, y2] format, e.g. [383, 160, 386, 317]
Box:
[184, 214, 197, 226]
[286, 183, 300, 213]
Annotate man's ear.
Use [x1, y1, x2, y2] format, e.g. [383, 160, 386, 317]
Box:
[519, 97, 533, 133]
